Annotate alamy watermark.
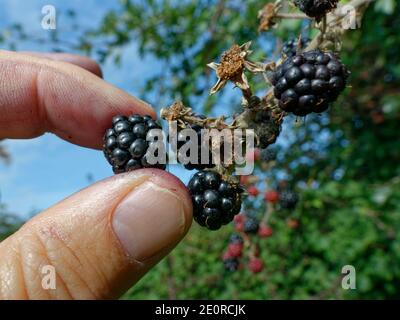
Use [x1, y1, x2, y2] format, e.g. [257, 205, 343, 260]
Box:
[41, 265, 56, 290]
[140, 121, 256, 175]
[41, 5, 56, 30]
[341, 265, 356, 290]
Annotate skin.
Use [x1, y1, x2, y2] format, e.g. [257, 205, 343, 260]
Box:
[0, 50, 193, 300]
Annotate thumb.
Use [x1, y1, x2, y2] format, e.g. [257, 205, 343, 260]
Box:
[0, 169, 192, 300]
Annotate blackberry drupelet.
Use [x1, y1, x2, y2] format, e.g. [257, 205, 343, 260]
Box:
[281, 37, 309, 57]
[270, 50, 349, 116]
[294, 0, 339, 21]
[103, 114, 166, 173]
[188, 171, 243, 230]
[279, 189, 299, 209]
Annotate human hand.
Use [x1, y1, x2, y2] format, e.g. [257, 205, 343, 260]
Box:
[0, 50, 192, 299]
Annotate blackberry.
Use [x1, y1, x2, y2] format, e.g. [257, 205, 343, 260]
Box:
[175, 124, 215, 170]
[261, 147, 277, 162]
[252, 109, 281, 148]
[281, 37, 309, 58]
[103, 114, 166, 174]
[243, 218, 260, 234]
[294, 0, 339, 21]
[271, 50, 349, 116]
[223, 257, 239, 272]
[188, 171, 243, 230]
[279, 189, 299, 209]
[229, 233, 244, 245]
[228, 243, 243, 258]
[248, 258, 264, 273]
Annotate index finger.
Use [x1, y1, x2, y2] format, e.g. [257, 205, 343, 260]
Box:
[0, 50, 156, 149]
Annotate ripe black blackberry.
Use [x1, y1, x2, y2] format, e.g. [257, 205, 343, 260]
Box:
[188, 171, 243, 230]
[294, 0, 339, 21]
[223, 257, 239, 272]
[243, 218, 260, 234]
[103, 114, 166, 173]
[281, 37, 309, 58]
[175, 124, 215, 170]
[279, 189, 299, 209]
[270, 50, 349, 116]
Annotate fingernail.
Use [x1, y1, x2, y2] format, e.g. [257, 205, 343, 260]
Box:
[112, 181, 188, 261]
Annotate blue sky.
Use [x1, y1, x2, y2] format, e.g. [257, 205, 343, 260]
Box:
[0, 0, 193, 216]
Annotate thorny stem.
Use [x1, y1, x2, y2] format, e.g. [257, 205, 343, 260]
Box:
[241, 87, 253, 103]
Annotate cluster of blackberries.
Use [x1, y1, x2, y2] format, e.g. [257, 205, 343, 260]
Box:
[222, 234, 244, 272]
[294, 0, 339, 21]
[175, 124, 215, 170]
[270, 50, 349, 116]
[103, 114, 165, 173]
[222, 234, 264, 273]
[188, 171, 243, 230]
[281, 37, 309, 57]
[222, 218, 270, 273]
[221, 183, 299, 272]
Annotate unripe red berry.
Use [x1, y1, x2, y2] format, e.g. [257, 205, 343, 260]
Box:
[240, 175, 249, 185]
[235, 221, 244, 232]
[258, 225, 273, 238]
[247, 185, 259, 197]
[228, 243, 243, 258]
[222, 251, 233, 260]
[249, 258, 264, 273]
[264, 190, 279, 203]
[234, 214, 245, 224]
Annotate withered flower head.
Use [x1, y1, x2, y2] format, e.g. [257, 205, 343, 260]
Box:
[207, 42, 266, 95]
[258, 3, 277, 32]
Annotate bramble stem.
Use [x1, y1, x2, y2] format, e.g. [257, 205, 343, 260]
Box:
[275, 13, 309, 19]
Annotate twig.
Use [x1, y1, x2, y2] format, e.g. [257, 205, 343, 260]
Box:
[275, 13, 309, 19]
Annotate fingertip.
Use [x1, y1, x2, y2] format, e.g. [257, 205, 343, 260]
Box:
[111, 169, 192, 261]
[115, 168, 193, 229]
[141, 168, 193, 228]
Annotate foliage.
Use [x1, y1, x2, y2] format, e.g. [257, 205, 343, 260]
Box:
[0, 202, 22, 242]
